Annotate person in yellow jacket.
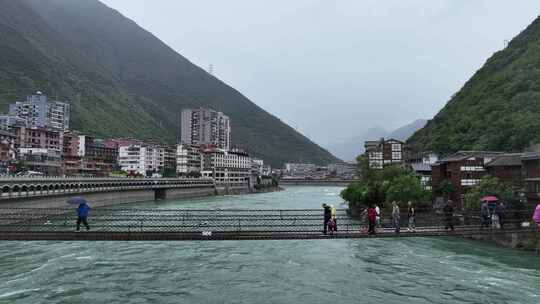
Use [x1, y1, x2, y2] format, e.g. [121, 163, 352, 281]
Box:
[330, 204, 337, 232]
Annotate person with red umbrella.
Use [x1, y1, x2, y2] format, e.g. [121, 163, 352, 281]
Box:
[533, 204, 540, 227]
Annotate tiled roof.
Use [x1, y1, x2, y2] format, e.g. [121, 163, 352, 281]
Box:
[485, 153, 523, 167]
[438, 151, 505, 163]
[522, 152, 540, 161]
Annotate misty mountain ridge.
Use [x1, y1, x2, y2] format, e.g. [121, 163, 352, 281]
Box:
[326, 119, 427, 161]
[0, 0, 338, 166]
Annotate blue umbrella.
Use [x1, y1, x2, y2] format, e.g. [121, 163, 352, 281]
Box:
[66, 197, 89, 206]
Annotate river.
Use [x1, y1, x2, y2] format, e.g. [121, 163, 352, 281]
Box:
[0, 186, 538, 304]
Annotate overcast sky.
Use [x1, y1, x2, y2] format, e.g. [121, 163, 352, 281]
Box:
[101, 0, 540, 146]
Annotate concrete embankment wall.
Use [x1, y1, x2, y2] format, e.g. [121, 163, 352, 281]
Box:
[0, 189, 156, 209]
[465, 230, 540, 252]
[0, 185, 280, 209]
[164, 187, 216, 200]
[0, 187, 217, 209]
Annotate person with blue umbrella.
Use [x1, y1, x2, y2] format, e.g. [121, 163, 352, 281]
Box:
[67, 197, 91, 231]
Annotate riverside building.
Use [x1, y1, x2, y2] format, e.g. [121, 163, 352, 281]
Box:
[118, 144, 168, 176]
[8, 92, 70, 130]
[364, 138, 404, 169]
[176, 143, 202, 176]
[181, 108, 231, 150]
[201, 147, 251, 185]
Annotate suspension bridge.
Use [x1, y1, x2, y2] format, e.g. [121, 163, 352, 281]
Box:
[0, 208, 535, 241]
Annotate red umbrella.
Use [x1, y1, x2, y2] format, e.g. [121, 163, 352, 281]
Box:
[481, 196, 498, 202]
[533, 204, 540, 224]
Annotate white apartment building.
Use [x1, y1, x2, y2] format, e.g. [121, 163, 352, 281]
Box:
[118, 144, 165, 175]
[176, 143, 202, 175]
[202, 148, 251, 184]
[181, 108, 231, 150]
[283, 163, 316, 178]
[9, 92, 70, 130]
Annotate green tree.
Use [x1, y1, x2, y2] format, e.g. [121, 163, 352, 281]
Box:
[385, 174, 426, 203]
[435, 179, 454, 199]
[464, 176, 513, 210]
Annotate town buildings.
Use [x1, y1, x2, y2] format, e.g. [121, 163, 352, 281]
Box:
[201, 147, 252, 184]
[15, 127, 65, 175]
[63, 133, 118, 176]
[431, 151, 504, 207]
[0, 93, 272, 181]
[9, 92, 70, 130]
[283, 163, 317, 178]
[181, 108, 231, 150]
[118, 144, 173, 176]
[176, 143, 202, 176]
[364, 138, 404, 169]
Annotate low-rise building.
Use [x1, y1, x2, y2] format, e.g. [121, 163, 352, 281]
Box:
[202, 148, 251, 184]
[283, 163, 316, 178]
[521, 152, 540, 207]
[118, 143, 167, 176]
[176, 143, 202, 176]
[431, 151, 504, 207]
[15, 127, 64, 175]
[485, 153, 523, 190]
[0, 130, 17, 173]
[364, 138, 403, 169]
[63, 133, 118, 176]
[328, 162, 356, 179]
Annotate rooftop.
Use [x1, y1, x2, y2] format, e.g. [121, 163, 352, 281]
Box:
[438, 151, 505, 163]
[485, 153, 523, 167]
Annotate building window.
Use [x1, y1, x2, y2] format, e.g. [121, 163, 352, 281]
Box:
[461, 179, 480, 186]
[391, 144, 401, 151]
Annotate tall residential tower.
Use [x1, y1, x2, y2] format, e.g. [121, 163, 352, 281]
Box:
[181, 108, 231, 150]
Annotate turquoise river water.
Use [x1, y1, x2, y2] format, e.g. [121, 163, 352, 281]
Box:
[0, 186, 539, 304]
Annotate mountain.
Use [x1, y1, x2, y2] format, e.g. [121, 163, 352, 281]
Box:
[387, 119, 427, 141]
[0, 0, 338, 167]
[325, 126, 388, 161]
[408, 17, 540, 155]
[326, 119, 427, 161]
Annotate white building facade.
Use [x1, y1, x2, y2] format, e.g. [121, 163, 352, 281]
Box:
[118, 144, 165, 175]
[202, 148, 251, 184]
[176, 144, 202, 175]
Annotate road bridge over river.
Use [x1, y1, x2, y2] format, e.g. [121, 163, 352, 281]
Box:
[0, 208, 535, 241]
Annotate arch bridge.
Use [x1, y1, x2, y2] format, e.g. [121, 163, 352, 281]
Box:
[0, 177, 215, 201]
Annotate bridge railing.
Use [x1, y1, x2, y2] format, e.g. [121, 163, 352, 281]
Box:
[0, 208, 535, 235]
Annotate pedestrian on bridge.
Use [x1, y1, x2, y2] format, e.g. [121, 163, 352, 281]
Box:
[322, 203, 332, 235]
[375, 204, 382, 228]
[76, 203, 91, 232]
[407, 201, 416, 232]
[67, 197, 91, 232]
[330, 204, 337, 232]
[443, 200, 455, 231]
[367, 205, 377, 235]
[391, 201, 400, 234]
[480, 201, 490, 229]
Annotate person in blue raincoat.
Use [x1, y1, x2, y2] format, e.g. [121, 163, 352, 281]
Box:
[76, 203, 91, 231]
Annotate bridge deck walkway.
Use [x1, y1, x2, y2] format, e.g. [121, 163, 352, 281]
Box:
[0, 208, 535, 241]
